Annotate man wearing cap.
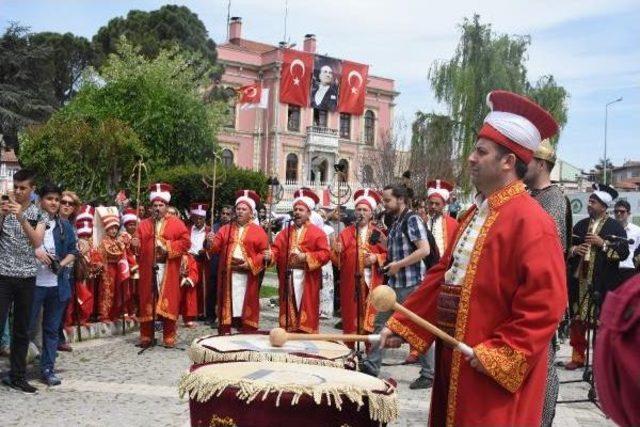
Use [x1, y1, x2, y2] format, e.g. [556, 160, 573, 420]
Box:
[425, 180, 459, 256]
[265, 188, 331, 333]
[565, 183, 629, 370]
[180, 203, 210, 328]
[96, 213, 127, 322]
[206, 191, 269, 334]
[130, 183, 190, 348]
[332, 189, 387, 343]
[119, 209, 139, 319]
[379, 91, 568, 426]
[523, 139, 572, 426]
[72, 219, 96, 326]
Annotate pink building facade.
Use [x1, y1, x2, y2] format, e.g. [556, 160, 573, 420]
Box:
[216, 17, 398, 203]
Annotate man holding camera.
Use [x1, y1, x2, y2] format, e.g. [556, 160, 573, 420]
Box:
[0, 169, 46, 393]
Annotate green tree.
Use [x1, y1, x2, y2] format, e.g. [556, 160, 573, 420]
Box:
[0, 24, 56, 149]
[62, 39, 225, 169]
[148, 163, 268, 214]
[92, 5, 221, 79]
[30, 31, 95, 106]
[409, 112, 457, 198]
[428, 14, 568, 191]
[20, 116, 145, 200]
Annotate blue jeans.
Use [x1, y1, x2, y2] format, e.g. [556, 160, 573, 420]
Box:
[29, 286, 68, 375]
[363, 285, 435, 379]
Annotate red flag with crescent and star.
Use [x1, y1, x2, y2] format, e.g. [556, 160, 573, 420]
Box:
[238, 82, 262, 104]
[280, 49, 314, 107]
[338, 61, 368, 115]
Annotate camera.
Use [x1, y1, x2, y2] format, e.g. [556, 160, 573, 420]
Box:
[49, 258, 62, 274]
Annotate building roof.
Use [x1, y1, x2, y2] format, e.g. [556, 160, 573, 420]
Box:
[613, 160, 640, 171]
[614, 180, 640, 190]
[1, 148, 18, 164]
[220, 38, 278, 54]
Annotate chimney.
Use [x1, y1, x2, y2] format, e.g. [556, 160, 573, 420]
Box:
[303, 34, 316, 53]
[229, 16, 242, 41]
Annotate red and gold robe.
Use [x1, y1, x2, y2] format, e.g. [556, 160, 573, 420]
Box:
[181, 225, 211, 320]
[208, 222, 269, 333]
[119, 231, 139, 316]
[137, 216, 190, 323]
[65, 237, 98, 326]
[97, 235, 128, 321]
[388, 181, 567, 426]
[271, 221, 331, 333]
[426, 213, 459, 256]
[332, 223, 386, 335]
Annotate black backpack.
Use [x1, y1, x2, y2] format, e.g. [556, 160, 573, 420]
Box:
[401, 213, 440, 271]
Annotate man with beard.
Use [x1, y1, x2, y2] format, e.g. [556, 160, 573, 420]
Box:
[332, 189, 387, 345]
[130, 183, 190, 348]
[379, 90, 567, 426]
[265, 188, 331, 333]
[564, 183, 629, 370]
[523, 139, 571, 426]
[206, 191, 268, 334]
[425, 180, 459, 256]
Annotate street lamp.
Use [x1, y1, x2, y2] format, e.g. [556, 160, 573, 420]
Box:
[603, 97, 623, 184]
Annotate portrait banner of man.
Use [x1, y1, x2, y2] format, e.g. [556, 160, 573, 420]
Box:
[310, 56, 341, 112]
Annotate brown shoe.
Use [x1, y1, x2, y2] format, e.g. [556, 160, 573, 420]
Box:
[163, 340, 176, 348]
[564, 361, 584, 370]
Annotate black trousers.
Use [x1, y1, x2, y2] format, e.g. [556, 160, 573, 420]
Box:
[0, 275, 36, 381]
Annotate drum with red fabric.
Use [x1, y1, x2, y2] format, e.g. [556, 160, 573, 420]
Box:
[179, 361, 398, 427]
[188, 333, 354, 369]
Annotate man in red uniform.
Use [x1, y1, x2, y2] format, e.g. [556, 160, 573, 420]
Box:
[380, 90, 567, 426]
[425, 180, 459, 256]
[332, 189, 387, 342]
[206, 191, 269, 334]
[265, 188, 331, 333]
[180, 203, 210, 328]
[131, 183, 190, 348]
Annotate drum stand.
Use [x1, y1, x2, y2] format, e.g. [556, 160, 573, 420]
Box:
[354, 216, 363, 353]
[283, 220, 293, 331]
[556, 283, 600, 408]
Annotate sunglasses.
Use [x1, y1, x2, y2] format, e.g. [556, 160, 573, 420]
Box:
[60, 200, 75, 206]
[613, 209, 628, 214]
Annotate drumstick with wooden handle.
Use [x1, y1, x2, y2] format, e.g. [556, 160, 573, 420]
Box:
[370, 285, 474, 357]
[269, 327, 380, 348]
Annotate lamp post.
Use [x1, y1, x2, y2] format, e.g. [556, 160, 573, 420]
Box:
[603, 97, 623, 184]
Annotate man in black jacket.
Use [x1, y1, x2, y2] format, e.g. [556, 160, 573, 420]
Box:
[565, 183, 629, 370]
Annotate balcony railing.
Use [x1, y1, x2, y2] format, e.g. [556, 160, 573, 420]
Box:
[305, 126, 339, 151]
[274, 180, 364, 212]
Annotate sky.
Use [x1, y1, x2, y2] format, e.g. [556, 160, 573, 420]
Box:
[2, 0, 638, 171]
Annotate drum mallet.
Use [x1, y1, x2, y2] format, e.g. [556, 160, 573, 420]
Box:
[269, 327, 381, 348]
[370, 285, 474, 357]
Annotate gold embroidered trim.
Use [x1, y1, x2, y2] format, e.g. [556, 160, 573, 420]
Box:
[209, 415, 236, 427]
[474, 343, 528, 393]
[446, 210, 499, 427]
[387, 317, 427, 353]
[487, 180, 526, 210]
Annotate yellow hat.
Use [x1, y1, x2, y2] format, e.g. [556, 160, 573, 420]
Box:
[533, 138, 556, 164]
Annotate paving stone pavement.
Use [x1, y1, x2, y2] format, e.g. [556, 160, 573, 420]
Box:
[0, 304, 615, 426]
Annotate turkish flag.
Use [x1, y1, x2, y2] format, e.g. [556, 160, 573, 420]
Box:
[238, 82, 261, 104]
[338, 61, 369, 115]
[280, 49, 314, 106]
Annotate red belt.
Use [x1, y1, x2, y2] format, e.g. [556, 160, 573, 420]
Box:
[436, 284, 461, 337]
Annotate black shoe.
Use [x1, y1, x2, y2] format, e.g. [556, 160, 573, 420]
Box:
[409, 376, 433, 390]
[360, 362, 379, 378]
[2, 377, 38, 394]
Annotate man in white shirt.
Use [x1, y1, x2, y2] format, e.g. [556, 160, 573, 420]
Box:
[614, 199, 640, 283]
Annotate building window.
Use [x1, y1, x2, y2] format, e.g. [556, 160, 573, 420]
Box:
[339, 113, 351, 139]
[225, 99, 237, 128]
[221, 149, 234, 166]
[313, 109, 328, 128]
[364, 110, 375, 145]
[337, 159, 349, 182]
[286, 153, 299, 182]
[362, 165, 373, 184]
[287, 105, 301, 132]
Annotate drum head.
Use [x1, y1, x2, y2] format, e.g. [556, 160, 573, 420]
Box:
[180, 361, 398, 426]
[189, 334, 352, 368]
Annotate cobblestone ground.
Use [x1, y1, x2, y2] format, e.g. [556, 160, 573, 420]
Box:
[0, 302, 614, 427]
